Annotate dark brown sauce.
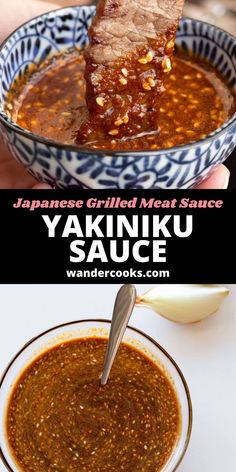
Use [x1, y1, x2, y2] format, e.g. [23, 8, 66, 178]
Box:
[6, 49, 235, 151]
[6, 338, 181, 472]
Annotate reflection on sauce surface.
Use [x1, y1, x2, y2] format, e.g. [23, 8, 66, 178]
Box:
[6, 338, 181, 472]
[7, 49, 235, 151]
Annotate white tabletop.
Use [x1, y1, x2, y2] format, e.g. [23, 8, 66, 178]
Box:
[1, 283, 236, 472]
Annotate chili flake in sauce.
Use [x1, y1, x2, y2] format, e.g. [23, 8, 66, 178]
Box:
[6, 338, 181, 472]
[6, 49, 236, 151]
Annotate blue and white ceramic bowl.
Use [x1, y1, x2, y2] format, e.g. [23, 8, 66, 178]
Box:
[0, 5, 236, 189]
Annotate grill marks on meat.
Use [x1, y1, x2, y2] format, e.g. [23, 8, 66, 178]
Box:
[76, 0, 185, 146]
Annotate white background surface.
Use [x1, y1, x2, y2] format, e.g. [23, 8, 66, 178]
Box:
[0, 283, 236, 472]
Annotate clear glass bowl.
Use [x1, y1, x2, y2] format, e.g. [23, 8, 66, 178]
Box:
[0, 320, 192, 471]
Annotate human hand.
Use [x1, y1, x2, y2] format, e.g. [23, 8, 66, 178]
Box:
[0, 144, 51, 188]
[195, 164, 230, 189]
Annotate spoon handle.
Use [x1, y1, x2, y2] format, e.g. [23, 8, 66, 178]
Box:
[100, 284, 137, 386]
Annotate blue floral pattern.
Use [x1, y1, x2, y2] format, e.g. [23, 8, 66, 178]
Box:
[0, 6, 235, 189]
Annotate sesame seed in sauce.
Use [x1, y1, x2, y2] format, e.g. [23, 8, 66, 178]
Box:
[142, 82, 152, 91]
[109, 129, 119, 136]
[114, 118, 124, 127]
[148, 77, 156, 88]
[138, 57, 148, 64]
[146, 51, 154, 62]
[166, 39, 175, 50]
[162, 57, 172, 73]
[96, 97, 105, 107]
[119, 77, 128, 85]
[121, 68, 128, 77]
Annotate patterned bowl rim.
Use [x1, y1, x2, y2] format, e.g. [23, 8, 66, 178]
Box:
[0, 4, 235, 157]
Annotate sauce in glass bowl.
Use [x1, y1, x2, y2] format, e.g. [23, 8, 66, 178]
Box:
[6, 337, 181, 472]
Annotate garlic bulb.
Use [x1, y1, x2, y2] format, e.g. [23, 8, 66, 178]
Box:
[136, 285, 229, 323]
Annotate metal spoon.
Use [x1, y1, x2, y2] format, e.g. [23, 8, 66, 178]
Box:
[100, 284, 137, 386]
